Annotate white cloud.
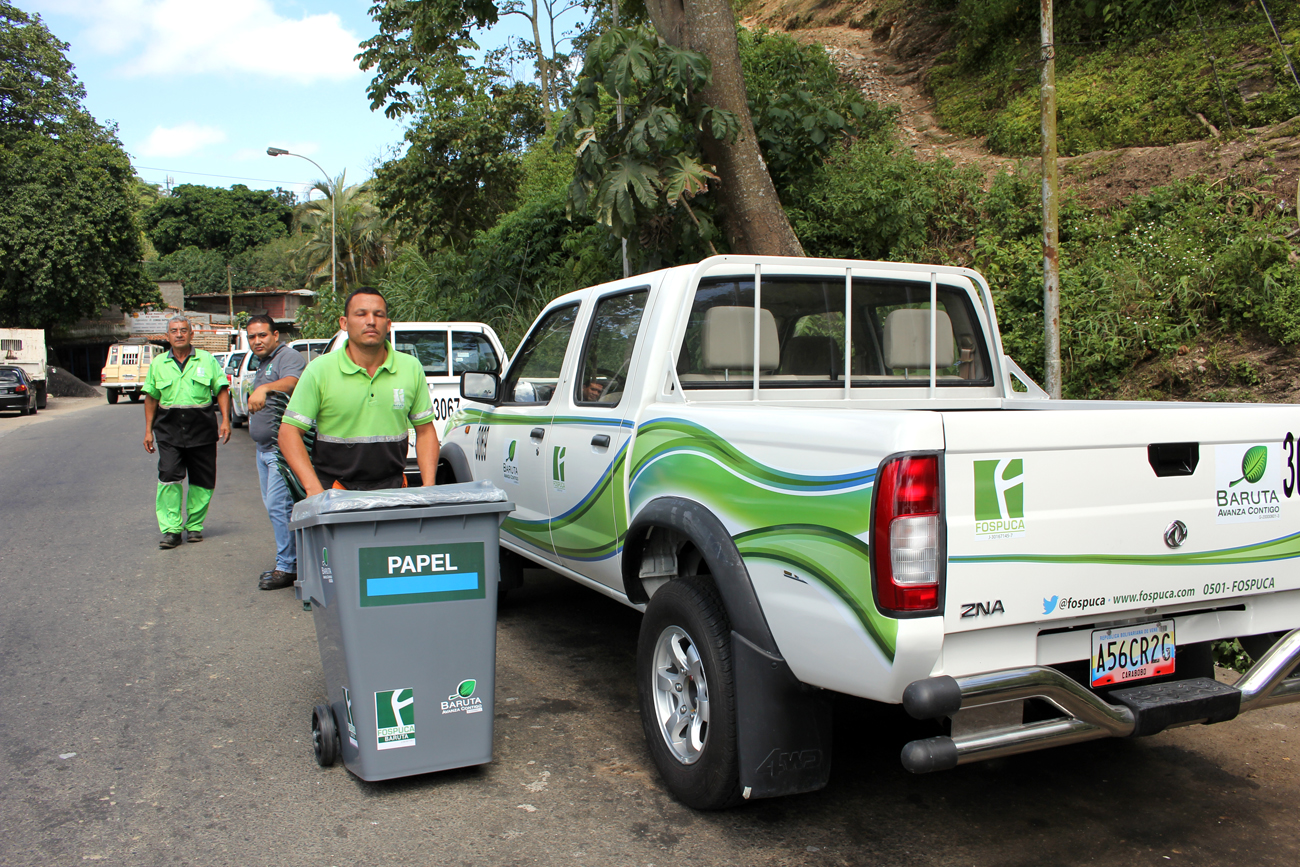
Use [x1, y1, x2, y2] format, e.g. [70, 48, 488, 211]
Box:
[137, 122, 228, 158]
[43, 0, 362, 83]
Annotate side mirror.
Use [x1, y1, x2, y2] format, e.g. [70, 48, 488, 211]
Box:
[461, 371, 499, 404]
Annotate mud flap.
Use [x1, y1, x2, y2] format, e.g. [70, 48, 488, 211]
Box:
[733, 631, 833, 800]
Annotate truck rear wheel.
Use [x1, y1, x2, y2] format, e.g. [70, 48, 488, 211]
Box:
[36, 383, 46, 409]
[106, 390, 118, 405]
[129, 391, 141, 403]
[636, 576, 742, 810]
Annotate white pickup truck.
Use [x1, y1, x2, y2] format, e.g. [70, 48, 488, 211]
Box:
[439, 255, 1300, 809]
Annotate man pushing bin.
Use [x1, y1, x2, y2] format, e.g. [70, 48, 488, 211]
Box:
[278, 286, 439, 493]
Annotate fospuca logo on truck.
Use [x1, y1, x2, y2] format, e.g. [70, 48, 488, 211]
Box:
[974, 458, 1026, 539]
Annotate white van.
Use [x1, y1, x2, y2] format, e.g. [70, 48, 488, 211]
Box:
[322, 322, 507, 474]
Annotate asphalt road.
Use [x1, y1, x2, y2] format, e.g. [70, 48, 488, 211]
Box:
[2, 397, 1299, 866]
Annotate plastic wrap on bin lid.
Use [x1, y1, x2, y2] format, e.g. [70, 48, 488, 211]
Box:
[291, 481, 508, 522]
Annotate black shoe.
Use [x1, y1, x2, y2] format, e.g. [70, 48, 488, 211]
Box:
[258, 570, 298, 591]
[257, 569, 275, 585]
[159, 533, 182, 549]
[186, 531, 204, 543]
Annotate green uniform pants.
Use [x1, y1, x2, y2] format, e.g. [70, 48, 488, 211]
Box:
[156, 441, 217, 534]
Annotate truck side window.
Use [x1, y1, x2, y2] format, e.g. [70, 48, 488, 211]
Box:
[575, 289, 649, 407]
[501, 304, 580, 405]
[451, 331, 499, 375]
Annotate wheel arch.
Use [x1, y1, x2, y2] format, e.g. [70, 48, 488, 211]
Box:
[439, 440, 473, 484]
[623, 496, 777, 655]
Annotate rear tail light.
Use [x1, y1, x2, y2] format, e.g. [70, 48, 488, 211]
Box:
[873, 453, 942, 613]
[15, 383, 27, 393]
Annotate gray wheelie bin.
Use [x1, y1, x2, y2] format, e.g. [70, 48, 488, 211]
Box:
[290, 482, 514, 781]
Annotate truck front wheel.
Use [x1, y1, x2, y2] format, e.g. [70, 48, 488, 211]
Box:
[106, 390, 118, 405]
[636, 577, 742, 810]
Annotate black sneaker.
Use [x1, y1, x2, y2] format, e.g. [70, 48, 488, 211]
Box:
[159, 533, 182, 549]
[186, 531, 204, 543]
[258, 570, 298, 591]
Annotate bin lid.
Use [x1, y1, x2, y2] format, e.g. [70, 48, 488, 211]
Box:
[291, 481, 509, 523]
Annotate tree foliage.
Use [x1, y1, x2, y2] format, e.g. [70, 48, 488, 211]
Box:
[294, 173, 396, 290]
[141, 184, 294, 258]
[557, 25, 737, 268]
[0, 2, 158, 329]
[357, 0, 500, 119]
[373, 69, 544, 255]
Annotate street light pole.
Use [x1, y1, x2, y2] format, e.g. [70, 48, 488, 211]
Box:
[267, 147, 337, 296]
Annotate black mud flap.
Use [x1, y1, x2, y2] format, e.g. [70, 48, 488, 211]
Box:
[733, 631, 833, 800]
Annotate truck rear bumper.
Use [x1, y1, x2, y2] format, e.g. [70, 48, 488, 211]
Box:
[900, 628, 1300, 773]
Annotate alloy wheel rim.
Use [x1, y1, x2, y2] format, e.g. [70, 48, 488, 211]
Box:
[651, 624, 710, 764]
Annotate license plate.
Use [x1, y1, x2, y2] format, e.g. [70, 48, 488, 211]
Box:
[123, 374, 136, 380]
[1090, 620, 1176, 687]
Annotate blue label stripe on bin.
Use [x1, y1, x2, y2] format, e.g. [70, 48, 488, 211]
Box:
[366, 573, 480, 597]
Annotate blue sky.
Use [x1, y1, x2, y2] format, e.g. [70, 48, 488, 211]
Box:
[24, 1, 583, 201]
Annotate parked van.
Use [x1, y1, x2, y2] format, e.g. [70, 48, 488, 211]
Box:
[101, 342, 164, 404]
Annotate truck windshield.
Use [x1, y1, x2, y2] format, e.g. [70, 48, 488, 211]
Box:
[677, 276, 992, 389]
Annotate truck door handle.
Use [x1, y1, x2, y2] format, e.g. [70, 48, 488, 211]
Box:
[591, 434, 611, 448]
[530, 427, 545, 440]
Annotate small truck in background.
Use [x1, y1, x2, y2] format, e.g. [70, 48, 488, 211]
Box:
[433, 255, 1300, 809]
[0, 328, 49, 408]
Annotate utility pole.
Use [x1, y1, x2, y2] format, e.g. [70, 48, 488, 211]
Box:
[613, 0, 629, 279]
[227, 263, 234, 323]
[1041, 0, 1061, 399]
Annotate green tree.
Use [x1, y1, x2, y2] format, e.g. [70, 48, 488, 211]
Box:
[0, 3, 158, 328]
[294, 173, 396, 290]
[141, 183, 294, 257]
[373, 69, 545, 254]
[558, 25, 737, 268]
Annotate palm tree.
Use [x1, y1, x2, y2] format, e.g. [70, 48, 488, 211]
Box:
[293, 172, 396, 291]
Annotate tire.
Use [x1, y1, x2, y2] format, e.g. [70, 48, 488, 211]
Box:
[19, 400, 31, 416]
[106, 390, 119, 405]
[36, 383, 46, 409]
[232, 413, 246, 429]
[636, 576, 742, 810]
[312, 704, 339, 768]
[129, 392, 141, 403]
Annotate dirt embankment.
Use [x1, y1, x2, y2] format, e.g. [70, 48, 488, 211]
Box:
[744, 1, 1300, 204]
[743, 0, 1300, 400]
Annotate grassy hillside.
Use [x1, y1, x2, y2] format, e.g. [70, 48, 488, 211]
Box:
[741, 0, 1300, 402]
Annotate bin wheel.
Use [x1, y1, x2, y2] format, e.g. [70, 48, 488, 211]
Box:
[312, 704, 340, 768]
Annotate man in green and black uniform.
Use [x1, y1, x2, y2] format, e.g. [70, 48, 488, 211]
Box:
[279, 287, 439, 494]
[142, 316, 232, 548]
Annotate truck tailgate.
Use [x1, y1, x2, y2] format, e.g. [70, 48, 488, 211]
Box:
[942, 404, 1300, 632]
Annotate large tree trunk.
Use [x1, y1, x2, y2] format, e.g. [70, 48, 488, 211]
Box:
[644, 0, 804, 257]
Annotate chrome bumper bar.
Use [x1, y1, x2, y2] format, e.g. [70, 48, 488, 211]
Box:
[900, 627, 1300, 773]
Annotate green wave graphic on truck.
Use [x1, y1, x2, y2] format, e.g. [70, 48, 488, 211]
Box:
[952, 529, 1300, 568]
[630, 418, 895, 658]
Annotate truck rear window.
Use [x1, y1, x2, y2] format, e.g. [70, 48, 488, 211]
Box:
[677, 276, 993, 388]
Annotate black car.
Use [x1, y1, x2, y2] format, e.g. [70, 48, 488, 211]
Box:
[0, 366, 38, 416]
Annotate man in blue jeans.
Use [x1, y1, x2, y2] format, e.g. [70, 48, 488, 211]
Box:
[245, 315, 307, 590]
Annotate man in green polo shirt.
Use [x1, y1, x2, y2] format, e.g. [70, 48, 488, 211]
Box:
[142, 315, 232, 549]
[279, 286, 439, 498]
